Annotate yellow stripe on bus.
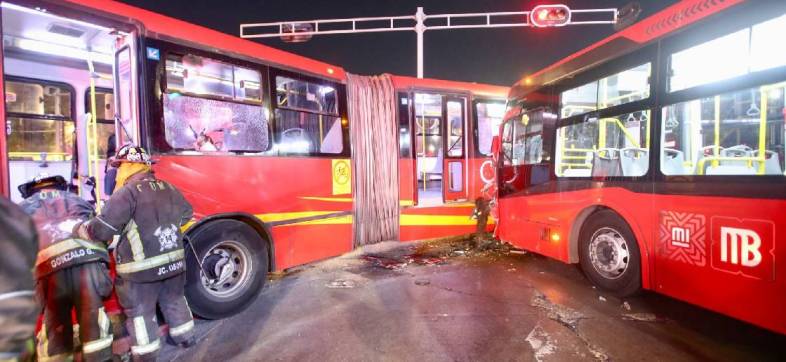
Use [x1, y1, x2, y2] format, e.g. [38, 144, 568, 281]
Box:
[299, 197, 353, 202]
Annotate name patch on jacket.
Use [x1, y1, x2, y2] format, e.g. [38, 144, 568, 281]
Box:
[51, 248, 96, 269]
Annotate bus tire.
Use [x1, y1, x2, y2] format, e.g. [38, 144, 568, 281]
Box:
[184, 219, 268, 319]
[578, 210, 641, 297]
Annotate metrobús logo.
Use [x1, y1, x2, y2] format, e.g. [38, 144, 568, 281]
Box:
[710, 217, 775, 281]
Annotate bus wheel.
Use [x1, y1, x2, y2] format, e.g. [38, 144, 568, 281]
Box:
[185, 219, 269, 319]
[578, 210, 641, 297]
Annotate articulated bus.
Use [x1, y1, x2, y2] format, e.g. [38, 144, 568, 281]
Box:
[495, 0, 786, 334]
[0, 0, 506, 318]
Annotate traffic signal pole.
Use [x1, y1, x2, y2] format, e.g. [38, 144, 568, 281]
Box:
[240, 6, 618, 78]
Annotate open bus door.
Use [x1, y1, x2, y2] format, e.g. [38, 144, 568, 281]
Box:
[443, 96, 468, 202]
[113, 33, 141, 149]
[0, 6, 7, 198]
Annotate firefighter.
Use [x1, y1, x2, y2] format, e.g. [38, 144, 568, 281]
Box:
[75, 146, 195, 362]
[17, 175, 113, 362]
[0, 196, 38, 361]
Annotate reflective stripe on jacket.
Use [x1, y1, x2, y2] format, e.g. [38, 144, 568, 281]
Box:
[85, 172, 193, 282]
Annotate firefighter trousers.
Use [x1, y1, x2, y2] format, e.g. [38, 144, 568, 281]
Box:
[115, 273, 194, 362]
[35, 262, 113, 362]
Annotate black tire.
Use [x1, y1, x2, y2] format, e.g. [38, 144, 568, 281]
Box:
[578, 210, 641, 297]
[184, 219, 269, 319]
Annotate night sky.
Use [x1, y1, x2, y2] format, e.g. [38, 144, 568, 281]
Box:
[119, 0, 679, 86]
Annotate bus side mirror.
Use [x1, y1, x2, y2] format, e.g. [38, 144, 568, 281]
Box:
[491, 136, 501, 156]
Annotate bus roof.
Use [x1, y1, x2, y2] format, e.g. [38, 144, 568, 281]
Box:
[390, 75, 508, 99]
[508, 0, 745, 100]
[63, 0, 347, 81]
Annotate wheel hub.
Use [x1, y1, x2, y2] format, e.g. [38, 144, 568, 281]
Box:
[588, 227, 629, 280]
[199, 240, 253, 299]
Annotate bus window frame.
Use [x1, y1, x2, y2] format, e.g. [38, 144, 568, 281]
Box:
[655, 4, 786, 183]
[550, 45, 658, 181]
[660, 2, 786, 106]
[472, 97, 507, 158]
[268, 67, 350, 158]
[145, 37, 274, 155]
[5, 76, 77, 161]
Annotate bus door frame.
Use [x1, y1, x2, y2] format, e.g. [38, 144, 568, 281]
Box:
[0, 6, 7, 197]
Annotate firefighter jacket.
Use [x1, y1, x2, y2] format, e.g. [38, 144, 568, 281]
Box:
[84, 172, 193, 282]
[19, 190, 109, 279]
[0, 197, 38, 355]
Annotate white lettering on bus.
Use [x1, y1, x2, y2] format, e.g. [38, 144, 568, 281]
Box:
[720, 226, 762, 267]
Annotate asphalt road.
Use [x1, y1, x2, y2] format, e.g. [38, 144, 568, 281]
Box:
[160, 239, 786, 361]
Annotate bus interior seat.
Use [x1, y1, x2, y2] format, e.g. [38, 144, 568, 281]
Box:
[591, 148, 622, 177]
[720, 145, 753, 166]
[662, 149, 686, 175]
[620, 148, 648, 176]
[753, 150, 783, 175]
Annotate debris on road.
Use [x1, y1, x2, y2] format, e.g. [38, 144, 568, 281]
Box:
[525, 324, 556, 362]
[598, 296, 607, 302]
[622, 301, 631, 311]
[509, 249, 528, 255]
[326, 279, 357, 289]
[414, 279, 430, 286]
[622, 313, 662, 322]
[531, 292, 585, 330]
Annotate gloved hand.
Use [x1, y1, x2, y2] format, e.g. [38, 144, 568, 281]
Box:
[72, 220, 91, 241]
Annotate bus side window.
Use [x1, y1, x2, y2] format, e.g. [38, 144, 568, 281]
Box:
[475, 101, 505, 157]
[661, 83, 786, 176]
[274, 76, 343, 155]
[161, 53, 269, 153]
[6, 80, 75, 162]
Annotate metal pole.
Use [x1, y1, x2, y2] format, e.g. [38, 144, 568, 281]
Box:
[415, 7, 426, 78]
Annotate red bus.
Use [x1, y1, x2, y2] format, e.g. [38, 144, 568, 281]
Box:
[495, 0, 786, 334]
[0, 0, 506, 318]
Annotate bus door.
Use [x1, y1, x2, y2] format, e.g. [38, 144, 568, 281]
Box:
[0, 5, 7, 198]
[414, 93, 444, 206]
[113, 33, 141, 148]
[443, 96, 468, 202]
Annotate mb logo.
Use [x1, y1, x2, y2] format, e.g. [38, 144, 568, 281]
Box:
[720, 227, 761, 267]
[711, 217, 775, 281]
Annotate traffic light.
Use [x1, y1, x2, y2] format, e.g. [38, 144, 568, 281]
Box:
[530, 4, 571, 27]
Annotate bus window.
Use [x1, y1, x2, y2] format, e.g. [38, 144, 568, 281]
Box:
[399, 93, 411, 158]
[661, 82, 786, 176]
[475, 101, 505, 156]
[85, 89, 116, 159]
[414, 93, 442, 158]
[556, 110, 650, 177]
[670, 13, 786, 92]
[561, 63, 651, 118]
[446, 100, 464, 157]
[162, 95, 269, 153]
[6, 80, 74, 161]
[163, 54, 269, 153]
[561, 82, 598, 118]
[599, 63, 650, 108]
[275, 76, 342, 155]
[115, 47, 138, 146]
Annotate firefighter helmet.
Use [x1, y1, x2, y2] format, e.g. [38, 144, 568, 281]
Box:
[111, 145, 155, 167]
[18, 174, 69, 199]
